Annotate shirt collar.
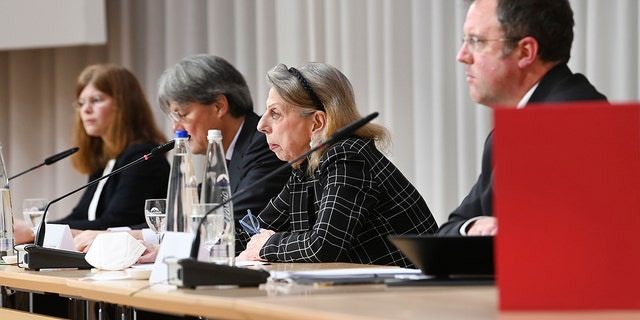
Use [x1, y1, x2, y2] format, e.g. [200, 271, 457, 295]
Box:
[517, 83, 540, 109]
[225, 120, 244, 161]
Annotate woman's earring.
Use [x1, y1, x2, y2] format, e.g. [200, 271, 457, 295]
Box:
[309, 135, 320, 148]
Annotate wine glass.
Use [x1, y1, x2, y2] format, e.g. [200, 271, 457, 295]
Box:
[23, 198, 48, 229]
[145, 198, 167, 244]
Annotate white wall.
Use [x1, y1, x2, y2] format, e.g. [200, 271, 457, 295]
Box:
[0, 0, 106, 50]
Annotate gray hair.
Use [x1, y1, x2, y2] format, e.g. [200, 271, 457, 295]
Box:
[157, 54, 253, 117]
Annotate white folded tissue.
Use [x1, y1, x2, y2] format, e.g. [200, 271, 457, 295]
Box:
[85, 232, 146, 270]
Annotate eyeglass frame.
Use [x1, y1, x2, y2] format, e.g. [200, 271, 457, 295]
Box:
[159, 102, 193, 123]
[460, 35, 520, 52]
[240, 209, 260, 236]
[166, 109, 189, 122]
[161, 100, 216, 123]
[72, 94, 111, 111]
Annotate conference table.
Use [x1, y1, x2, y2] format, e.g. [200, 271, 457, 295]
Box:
[1, 262, 638, 319]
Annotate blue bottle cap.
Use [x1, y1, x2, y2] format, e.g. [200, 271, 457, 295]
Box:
[175, 130, 189, 138]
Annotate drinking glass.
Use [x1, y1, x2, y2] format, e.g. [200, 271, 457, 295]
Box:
[191, 203, 231, 265]
[145, 198, 167, 244]
[190, 203, 209, 234]
[22, 198, 48, 229]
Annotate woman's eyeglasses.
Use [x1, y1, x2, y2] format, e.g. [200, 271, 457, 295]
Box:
[73, 95, 109, 111]
[240, 210, 260, 236]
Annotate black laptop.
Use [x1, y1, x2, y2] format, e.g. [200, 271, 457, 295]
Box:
[388, 235, 494, 285]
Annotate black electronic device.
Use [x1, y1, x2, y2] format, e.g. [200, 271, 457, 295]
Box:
[165, 258, 270, 288]
[388, 235, 494, 285]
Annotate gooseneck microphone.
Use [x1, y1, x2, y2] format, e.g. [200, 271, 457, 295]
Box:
[8, 147, 80, 181]
[189, 111, 378, 259]
[23, 140, 175, 270]
[174, 112, 379, 288]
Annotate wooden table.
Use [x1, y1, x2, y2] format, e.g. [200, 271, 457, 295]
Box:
[0, 307, 66, 319]
[68, 274, 497, 319]
[0, 263, 497, 319]
[2, 263, 639, 320]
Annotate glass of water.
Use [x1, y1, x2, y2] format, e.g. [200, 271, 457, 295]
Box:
[145, 198, 167, 244]
[22, 198, 48, 229]
[191, 203, 233, 265]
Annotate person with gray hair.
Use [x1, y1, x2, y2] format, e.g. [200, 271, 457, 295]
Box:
[122, 54, 291, 320]
[157, 54, 289, 247]
[158, 54, 255, 153]
[238, 62, 438, 267]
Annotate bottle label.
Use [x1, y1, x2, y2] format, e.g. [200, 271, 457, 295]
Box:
[0, 238, 13, 251]
[0, 188, 14, 252]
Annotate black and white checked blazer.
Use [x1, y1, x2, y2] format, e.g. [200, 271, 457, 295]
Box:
[257, 137, 438, 267]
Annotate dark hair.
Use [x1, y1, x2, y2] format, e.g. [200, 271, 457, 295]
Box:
[157, 54, 253, 118]
[72, 64, 167, 174]
[496, 0, 574, 63]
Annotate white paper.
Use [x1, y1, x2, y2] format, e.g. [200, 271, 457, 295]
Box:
[271, 267, 423, 281]
[43, 224, 76, 251]
[148, 231, 208, 283]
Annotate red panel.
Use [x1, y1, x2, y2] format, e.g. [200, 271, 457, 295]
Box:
[494, 101, 640, 310]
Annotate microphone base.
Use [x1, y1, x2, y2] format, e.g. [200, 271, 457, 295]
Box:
[165, 257, 270, 289]
[23, 245, 92, 271]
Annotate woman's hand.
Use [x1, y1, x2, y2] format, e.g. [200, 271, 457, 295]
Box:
[73, 230, 109, 252]
[237, 229, 274, 261]
[13, 219, 35, 244]
[137, 241, 160, 264]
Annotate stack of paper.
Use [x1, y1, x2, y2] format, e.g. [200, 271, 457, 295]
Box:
[270, 267, 424, 285]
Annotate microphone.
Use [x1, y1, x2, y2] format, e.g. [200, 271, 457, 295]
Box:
[23, 140, 175, 270]
[172, 112, 379, 288]
[8, 147, 80, 181]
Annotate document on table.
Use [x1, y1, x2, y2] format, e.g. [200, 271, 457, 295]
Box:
[270, 267, 425, 285]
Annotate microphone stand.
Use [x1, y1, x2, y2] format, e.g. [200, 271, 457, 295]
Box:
[23, 141, 175, 270]
[171, 112, 379, 288]
[9, 147, 79, 181]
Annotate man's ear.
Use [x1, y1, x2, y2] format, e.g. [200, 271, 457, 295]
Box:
[516, 36, 538, 69]
[213, 94, 229, 118]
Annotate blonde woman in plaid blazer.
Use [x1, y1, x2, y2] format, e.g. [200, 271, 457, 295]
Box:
[237, 62, 438, 268]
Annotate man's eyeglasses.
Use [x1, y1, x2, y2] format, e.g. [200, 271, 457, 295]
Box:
[166, 110, 189, 122]
[461, 35, 518, 52]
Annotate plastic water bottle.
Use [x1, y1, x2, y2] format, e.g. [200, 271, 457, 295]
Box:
[200, 130, 235, 266]
[0, 143, 15, 259]
[166, 130, 198, 232]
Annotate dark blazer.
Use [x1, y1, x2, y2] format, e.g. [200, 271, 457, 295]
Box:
[258, 137, 438, 268]
[53, 141, 170, 230]
[227, 111, 290, 222]
[437, 64, 607, 235]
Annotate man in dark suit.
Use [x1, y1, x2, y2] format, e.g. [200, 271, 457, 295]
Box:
[437, 0, 607, 236]
[156, 54, 289, 250]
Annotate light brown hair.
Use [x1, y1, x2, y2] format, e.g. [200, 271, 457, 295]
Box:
[71, 64, 166, 174]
